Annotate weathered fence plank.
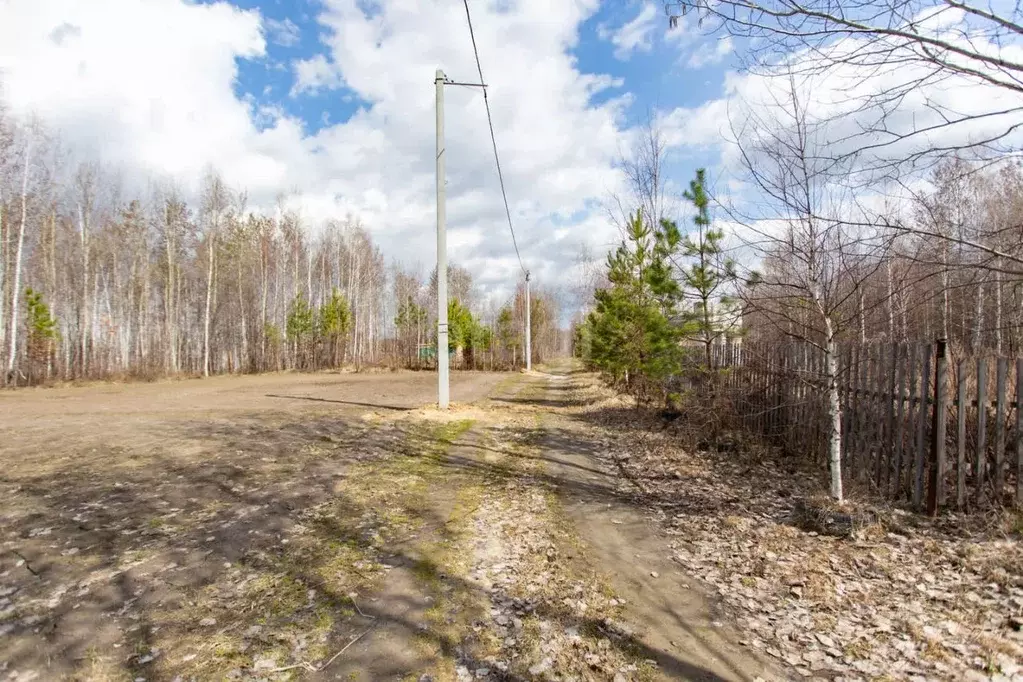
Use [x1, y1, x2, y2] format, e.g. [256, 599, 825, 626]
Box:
[849, 345, 861, 472]
[928, 340, 948, 515]
[914, 347, 931, 510]
[995, 358, 1007, 504]
[858, 346, 871, 477]
[957, 359, 968, 509]
[710, 339, 1021, 510]
[841, 345, 853, 470]
[894, 345, 908, 499]
[873, 345, 887, 488]
[903, 345, 919, 501]
[884, 343, 898, 493]
[976, 358, 988, 507]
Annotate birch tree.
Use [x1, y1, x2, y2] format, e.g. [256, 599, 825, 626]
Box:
[199, 170, 230, 377]
[74, 162, 97, 378]
[5, 126, 31, 383]
[0, 104, 12, 360]
[734, 78, 891, 502]
[0, 113, 551, 382]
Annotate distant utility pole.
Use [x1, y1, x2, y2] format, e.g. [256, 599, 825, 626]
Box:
[436, 69, 449, 409]
[525, 271, 532, 371]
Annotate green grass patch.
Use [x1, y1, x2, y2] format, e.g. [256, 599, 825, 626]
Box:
[432, 419, 475, 445]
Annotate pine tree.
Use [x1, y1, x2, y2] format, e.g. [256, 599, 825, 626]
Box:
[680, 168, 737, 369]
[24, 288, 58, 382]
[496, 307, 519, 367]
[588, 210, 686, 402]
[318, 288, 352, 367]
[394, 295, 427, 366]
[286, 294, 315, 368]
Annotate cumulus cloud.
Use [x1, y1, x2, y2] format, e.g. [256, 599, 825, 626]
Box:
[291, 54, 345, 95]
[601, 3, 660, 60]
[0, 0, 266, 178]
[0, 0, 633, 300]
[265, 17, 301, 47]
[686, 36, 732, 69]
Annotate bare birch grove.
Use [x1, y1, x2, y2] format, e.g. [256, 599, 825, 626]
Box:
[0, 113, 561, 385]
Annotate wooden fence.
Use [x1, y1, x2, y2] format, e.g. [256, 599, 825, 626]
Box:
[711, 341, 1023, 511]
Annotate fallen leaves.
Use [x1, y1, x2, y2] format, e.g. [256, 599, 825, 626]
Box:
[588, 400, 1023, 681]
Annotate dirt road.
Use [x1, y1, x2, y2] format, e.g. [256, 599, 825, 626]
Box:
[0, 370, 502, 462]
[0, 366, 783, 681]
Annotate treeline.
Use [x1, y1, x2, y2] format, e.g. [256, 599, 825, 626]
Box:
[827, 158, 1023, 354]
[740, 157, 1023, 355]
[0, 112, 561, 384]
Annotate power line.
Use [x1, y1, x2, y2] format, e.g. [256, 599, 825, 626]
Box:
[461, 0, 528, 278]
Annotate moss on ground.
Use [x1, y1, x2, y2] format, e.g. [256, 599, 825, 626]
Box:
[141, 415, 483, 681]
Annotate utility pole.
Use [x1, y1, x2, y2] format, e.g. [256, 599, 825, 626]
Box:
[436, 68, 449, 409]
[525, 271, 531, 371]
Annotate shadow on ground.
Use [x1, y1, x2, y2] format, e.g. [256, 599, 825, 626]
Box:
[266, 393, 415, 411]
[2, 371, 759, 681]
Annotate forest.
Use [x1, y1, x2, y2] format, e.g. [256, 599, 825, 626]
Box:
[0, 110, 562, 385]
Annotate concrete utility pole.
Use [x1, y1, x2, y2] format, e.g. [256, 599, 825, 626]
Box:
[436, 68, 449, 409]
[525, 271, 531, 371]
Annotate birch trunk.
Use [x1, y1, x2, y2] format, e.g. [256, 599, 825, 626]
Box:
[306, 248, 313, 307]
[858, 289, 866, 343]
[79, 202, 91, 378]
[203, 232, 215, 377]
[973, 280, 984, 353]
[165, 205, 177, 374]
[886, 258, 895, 340]
[994, 265, 1002, 354]
[259, 235, 267, 370]
[941, 242, 950, 340]
[6, 134, 31, 380]
[48, 210, 59, 377]
[237, 258, 248, 371]
[825, 319, 844, 502]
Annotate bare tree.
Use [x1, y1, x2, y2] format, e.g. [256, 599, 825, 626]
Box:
[0, 113, 549, 383]
[732, 76, 891, 502]
[5, 125, 32, 382]
[200, 169, 230, 377]
[74, 162, 98, 378]
[0, 103, 13, 362]
[608, 116, 678, 235]
[670, 0, 1023, 176]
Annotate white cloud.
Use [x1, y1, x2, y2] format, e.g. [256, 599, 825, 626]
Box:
[0, 0, 630, 301]
[265, 17, 301, 47]
[291, 54, 345, 95]
[0, 0, 265, 178]
[602, 3, 660, 60]
[686, 36, 732, 69]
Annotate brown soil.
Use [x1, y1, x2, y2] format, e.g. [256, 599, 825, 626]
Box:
[0, 365, 791, 682]
[0, 370, 505, 681]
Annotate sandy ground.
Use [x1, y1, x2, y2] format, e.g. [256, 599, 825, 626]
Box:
[0, 370, 503, 467]
[0, 366, 787, 682]
[0, 370, 507, 681]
